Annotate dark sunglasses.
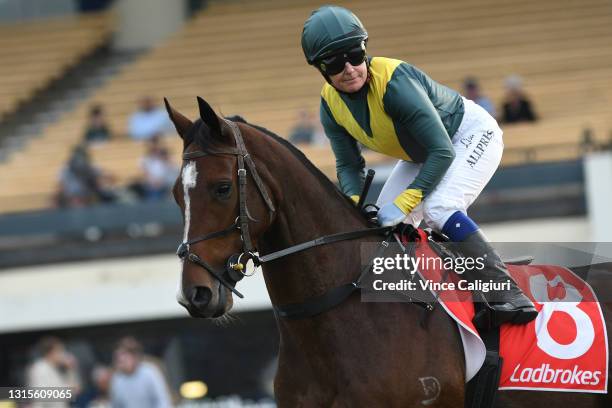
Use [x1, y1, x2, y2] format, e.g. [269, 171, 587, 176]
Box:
[318, 45, 367, 76]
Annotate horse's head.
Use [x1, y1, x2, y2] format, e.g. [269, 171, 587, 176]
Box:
[165, 97, 275, 318]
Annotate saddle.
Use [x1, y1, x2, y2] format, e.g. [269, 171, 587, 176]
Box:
[393, 223, 534, 266]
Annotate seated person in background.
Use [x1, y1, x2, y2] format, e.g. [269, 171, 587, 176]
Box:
[83, 104, 111, 143]
[463, 76, 496, 118]
[289, 108, 317, 144]
[56, 144, 116, 208]
[580, 127, 597, 153]
[130, 136, 179, 201]
[128, 96, 173, 140]
[141, 145, 178, 201]
[289, 108, 328, 146]
[501, 75, 537, 124]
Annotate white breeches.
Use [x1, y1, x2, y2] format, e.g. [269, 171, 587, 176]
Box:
[376, 98, 504, 230]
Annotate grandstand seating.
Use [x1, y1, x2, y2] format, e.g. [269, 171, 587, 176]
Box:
[0, 0, 611, 213]
[0, 12, 114, 120]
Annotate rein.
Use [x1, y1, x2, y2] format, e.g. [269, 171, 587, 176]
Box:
[177, 119, 430, 317]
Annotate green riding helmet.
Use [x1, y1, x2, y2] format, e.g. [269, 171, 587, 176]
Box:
[301, 5, 368, 65]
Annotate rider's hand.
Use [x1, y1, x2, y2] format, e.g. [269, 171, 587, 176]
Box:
[350, 195, 360, 206]
[377, 189, 423, 227]
[377, 202, 407, 227]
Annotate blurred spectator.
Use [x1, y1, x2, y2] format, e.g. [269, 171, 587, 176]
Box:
[140, 142, 178, 201]
[501, 75, 537, 124]
[84, 104, 112, 144]
[110, 337, 172, 408]
[128, 96, 173, 140]
[580, 127, 597, 153]
[129, 136, 179, 201]
[605, 131, 612, 151]
[27, 337, 81, 408]
[289, 109, 326, 145]
[463, 77, 496, 118]
[76, 365, 113, 408]
[56, 144, 116, 208]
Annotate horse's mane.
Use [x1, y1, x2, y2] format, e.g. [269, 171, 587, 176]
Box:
[224, 115, 359, 213]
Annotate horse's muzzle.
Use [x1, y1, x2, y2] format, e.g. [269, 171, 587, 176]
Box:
[181, 282, 228, 318]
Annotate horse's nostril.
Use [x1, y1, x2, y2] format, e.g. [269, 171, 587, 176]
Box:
[190, 286, 212, 309]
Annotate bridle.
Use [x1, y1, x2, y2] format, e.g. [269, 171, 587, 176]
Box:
[176, 119, 423, 318]
[176, 120, 275, 299]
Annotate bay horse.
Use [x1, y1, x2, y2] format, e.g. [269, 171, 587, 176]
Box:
[166, 97, 611, 407]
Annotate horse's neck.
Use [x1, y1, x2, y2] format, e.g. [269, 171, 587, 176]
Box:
[252, 136, 367, 306]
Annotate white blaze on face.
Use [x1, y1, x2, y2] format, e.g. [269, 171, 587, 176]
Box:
[182, 161, 198, 242]
[177, 161, 198, 304]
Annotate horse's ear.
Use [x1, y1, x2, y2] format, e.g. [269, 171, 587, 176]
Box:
[197, 96, 222, 138]
[164, 97, 193, 139]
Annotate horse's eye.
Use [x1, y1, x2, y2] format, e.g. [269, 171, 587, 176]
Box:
[214, 183, 232, 199]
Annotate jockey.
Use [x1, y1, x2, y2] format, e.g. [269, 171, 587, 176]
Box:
[301, 5, 537, 330]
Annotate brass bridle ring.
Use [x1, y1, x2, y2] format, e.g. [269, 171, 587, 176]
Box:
[230, 252, 258, 277]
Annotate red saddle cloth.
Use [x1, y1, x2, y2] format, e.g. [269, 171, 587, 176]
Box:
[499, 264, 608, 393]
[411, 229, 609, 393]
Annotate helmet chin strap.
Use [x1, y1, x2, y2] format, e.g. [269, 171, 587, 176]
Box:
[319, 69, 333, 85]
[315, 67, 334, 85]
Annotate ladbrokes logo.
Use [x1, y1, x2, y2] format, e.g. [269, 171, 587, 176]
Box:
[509, 364, 602, 386]
[498, 266, 608, 393]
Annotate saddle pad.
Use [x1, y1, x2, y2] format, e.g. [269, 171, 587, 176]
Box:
[411, 231, 486, 382]
[412, 231, 609, 392]
[499, 264, 609, 393]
